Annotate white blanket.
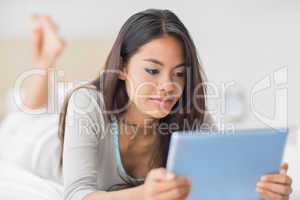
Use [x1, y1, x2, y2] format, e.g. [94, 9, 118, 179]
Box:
[0, 111, 62, 183]
[0, 160, 63, 200]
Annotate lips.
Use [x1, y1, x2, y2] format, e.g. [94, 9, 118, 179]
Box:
[149, 96, 175, 107]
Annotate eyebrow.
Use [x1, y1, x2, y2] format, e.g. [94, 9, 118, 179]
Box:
[143, 58, 185, 68]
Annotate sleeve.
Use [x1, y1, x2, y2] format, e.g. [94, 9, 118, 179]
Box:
[63, 87, 106, 200]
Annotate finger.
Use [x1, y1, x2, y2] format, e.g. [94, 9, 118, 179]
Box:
[280, 163, 289, 174]
[147, 168, 176, 182]
[256, 187, 286, 200]
[155, 176, 191, 193]
[156, 185, 191, 200]
[261, 174, 292, 185]
[257, 181, 292, 195]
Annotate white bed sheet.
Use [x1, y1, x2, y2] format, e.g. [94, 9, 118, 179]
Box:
[0, 160, 63, 200]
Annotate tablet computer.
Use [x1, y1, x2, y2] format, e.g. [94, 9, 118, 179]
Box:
[166, 128, 288, 200]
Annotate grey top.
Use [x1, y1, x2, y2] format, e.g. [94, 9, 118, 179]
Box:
[63, 87, 215, 200]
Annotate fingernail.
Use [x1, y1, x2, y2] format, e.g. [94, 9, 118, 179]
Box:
[256, 182, 264, 187]
[260, 176, 267, 181]
[256, 187, 263, 193]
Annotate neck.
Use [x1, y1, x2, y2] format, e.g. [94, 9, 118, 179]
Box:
[122, 103, 157, 127]
[119, 104, 158, 139]
[117, 104, 160, 166]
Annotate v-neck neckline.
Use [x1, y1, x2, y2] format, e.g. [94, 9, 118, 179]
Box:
[111, 116, 145, 182]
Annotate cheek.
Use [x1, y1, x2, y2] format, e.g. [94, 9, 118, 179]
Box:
[125, 74, 156, 101]
[173, 80, 185, 98]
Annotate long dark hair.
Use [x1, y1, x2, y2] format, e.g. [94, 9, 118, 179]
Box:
[58, 8, 207, 190]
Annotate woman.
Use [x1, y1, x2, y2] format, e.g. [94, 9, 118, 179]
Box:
[54, 9, 293, 200]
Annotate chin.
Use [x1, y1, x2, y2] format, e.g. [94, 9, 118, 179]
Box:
[147, 110, 171, 119]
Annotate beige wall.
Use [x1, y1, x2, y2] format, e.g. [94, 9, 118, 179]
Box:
[0, 38, 113, 119]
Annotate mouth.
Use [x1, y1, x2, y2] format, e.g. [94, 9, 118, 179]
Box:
[149, 96, 176, 108]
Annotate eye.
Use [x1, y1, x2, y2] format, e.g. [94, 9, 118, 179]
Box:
[174, 68, 186, 78]
[145, 68, 159, 75]
[175, 71, 185, 77]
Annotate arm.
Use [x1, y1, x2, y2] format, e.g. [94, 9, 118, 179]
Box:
[84, 168, 192, 200]
[63, 87, 103, 200]
[83, 185, 144, 200]
[63, 88, 145, 200]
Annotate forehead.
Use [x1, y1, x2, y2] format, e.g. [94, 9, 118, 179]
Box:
[130, 35, 184, 64]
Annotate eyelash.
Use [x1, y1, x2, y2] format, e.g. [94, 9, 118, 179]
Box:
[175, 72, 185, 77]
[144, 68, 185, 77]
[145, 68, 159, 75]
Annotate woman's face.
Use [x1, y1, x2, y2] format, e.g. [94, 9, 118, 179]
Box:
[121, 35, 186, 120]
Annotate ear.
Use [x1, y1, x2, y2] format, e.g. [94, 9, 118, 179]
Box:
[118, 67, 127, 80]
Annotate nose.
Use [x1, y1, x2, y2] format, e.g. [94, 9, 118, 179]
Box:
[158, 74, 176, 94]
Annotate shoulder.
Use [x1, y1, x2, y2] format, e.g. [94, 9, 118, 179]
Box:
[67, 86, 105, 114]
[65, 86, 107, 127]
[68, 86, 103, 104]
[65, 86, 108, 139]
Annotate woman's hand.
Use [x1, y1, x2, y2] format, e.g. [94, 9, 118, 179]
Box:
[31, 15, 65, 68]
[256, 163, 293, 200]
[142, 168, 192, 200]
